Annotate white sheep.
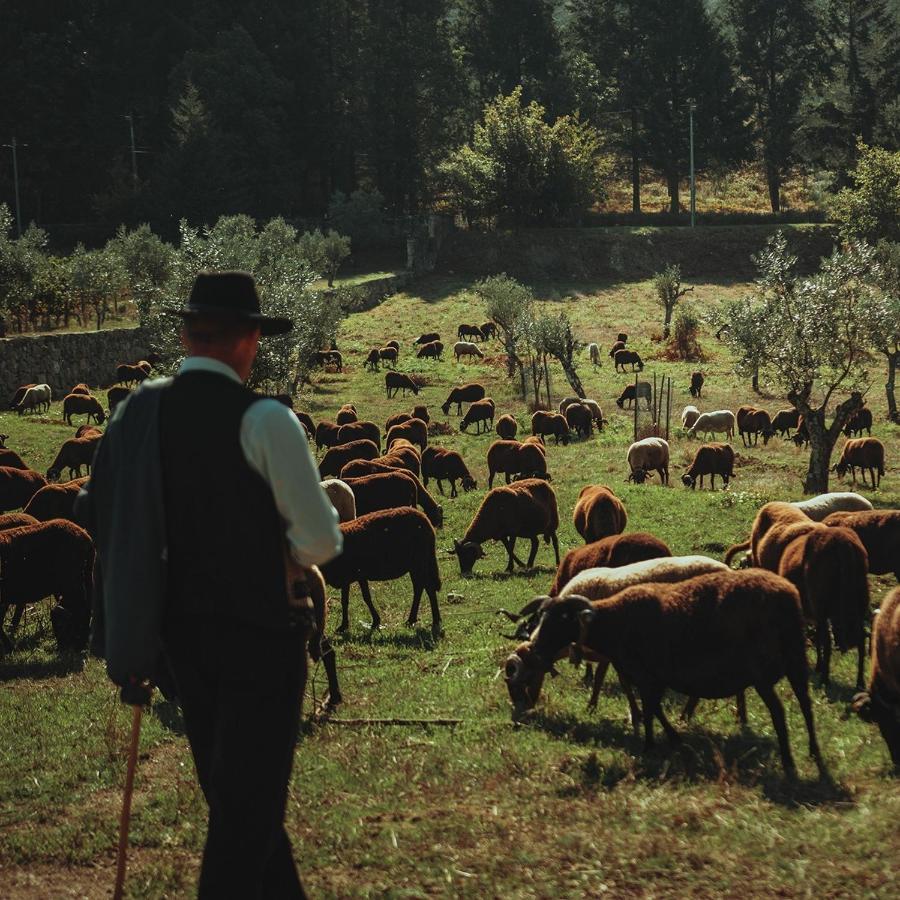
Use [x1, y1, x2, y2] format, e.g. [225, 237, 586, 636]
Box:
[582, 399, 604, 430]
[453, 341, 485, 361]
[319, 478, 357, 522]
[791, 491, 874, 522]
[688, 409, 736, 441]
[681, 404, 700, 430]
[588, 343, 601, 366]
[626, 437, 670, 484]
[17, 384, 52, 415]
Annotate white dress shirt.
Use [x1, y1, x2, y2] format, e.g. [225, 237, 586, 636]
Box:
[178, 357, 343, 567]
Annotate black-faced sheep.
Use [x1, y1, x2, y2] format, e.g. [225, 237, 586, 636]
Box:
[688, 410, 736, 441]
[450, 478, 559, 576]
[486, 440, 548, 488]
[336, 404, 358, 426]
[116, 363, 149, 386]
[318, 439, 380, 479]
[572, 485, 626, 544]
[47, 435, 101, 483]
[565, 403, 592, 439]
[689, 371, 704, 398]
[378, 346, 399, 368]
[626, 437, 669, 485]
[823, 509, 900, 581]
[364, 348, 381, 371]
[23, 478, 88, 523]
[62, 393, 106, 426]
[454, 341, 484, 362]
[460, 399, 495, 434]
[415, 332, 440, 346]
[385, 372, 420, 399]
[417, 340, 443, 360]
[681, 443, 735, 490]
[832, 437, 885, 488]
[614, 349, 644, 372]
[421, 447, 476, 497]
[531, 411, 569, 446]
[771, 408, 800, 438]
[337, 420, 381, 450]
[457, 324, 482, 342]
[387, 418, 428, 451]
[17, 384, 52, 415]
[496, 414, 518, 440]
[318, 507, 443, 639]
[616, 382, 651, 410]
[107, 386, 131, 414]
[843, 405, 873, 437]
[608, 340, 626, 359]
[441, 383, 485, 415]
[0, 468, 49, 511]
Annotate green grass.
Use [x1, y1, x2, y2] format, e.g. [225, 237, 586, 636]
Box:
[1, 273, 899, 897]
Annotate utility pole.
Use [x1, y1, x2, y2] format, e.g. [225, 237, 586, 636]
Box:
[125, 115, 138, 188]
[688, 101, 696, 229]
[2, 137, 23, 236]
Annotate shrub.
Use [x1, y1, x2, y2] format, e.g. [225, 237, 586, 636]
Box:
[327, 189, 390, 249]
[667, 306, 704, 361]
[832, 141, 900, 243]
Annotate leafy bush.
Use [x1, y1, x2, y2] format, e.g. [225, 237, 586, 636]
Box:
[327, 189, 390, 249]
[832, 141, 900, 243]
[297, 229, 351, 286]
[667, 306, 703, 361]
[652, 264, 693, 338]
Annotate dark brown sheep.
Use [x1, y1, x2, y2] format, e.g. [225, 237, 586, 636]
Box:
[384, 412, 411, 432]
[337, 420, 381, 450]
[832, 437, 885, 488]
[724, 501, 810, 568]
[414, 332, 440, 345]
[421, 447, 476, 497]
[792, 415, 810, 447]
[378, 346, 399, 368]
[9, 384, 36, 410]
[480, 322, 497, 340]
[312, 349, 343, 371]
[531, 411, 569, 445]
[70, 383, 91, 396]
[336, 404, 358, 426]
[614, 349, 644, 372]
[376, 442, 422, 477]
[0, 468, 48, 512]
[416, 340, 443, 360]
[608, 340, 626, 359]
[24, 478, 88, 523]
[116, 363, 149, 385]
[384, 340, 400, 351]
[0, 512, 39, 530]
[737, 406, 773, 446]
[486, 440, 548, 489]
[318, 507, 442, 639]
[387, 418, 428, 451]
[318, 439, 380, 479]
[771, 408, 800, 438]
[62, 393, 106, 426]
[616, 382, 651, 410]
[450, 478, 559, 576]
[564, 403, 592, 439]
[689, 371, 704, 398]
[364, 348, 381, 371]
[460, 399, 495, 434]
[0, 449, 29, 470]
[441, 383, 485, 415]
[457, 323, 482, 342]
[496, 414, 518, 440]
[344, 469, 443, 528]
[315, 421, 341, 451]
[74, 425, 102, 440]
[295, 410, 315, 436]
[107, 386, 131, 414]
[681, 443, 736, 490]
[823, 509, 900, 581]
[573, 485, 627, 544]
[385, 372, 420, 398]
[47, 435, 102, 482]
[843, 405, 873, 437]
[412, 405, 429, 424]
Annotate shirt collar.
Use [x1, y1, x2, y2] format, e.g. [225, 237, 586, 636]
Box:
[178, 356, 243, 384]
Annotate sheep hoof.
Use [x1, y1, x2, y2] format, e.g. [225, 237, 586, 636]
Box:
[431, 623, 444, 641]
[337, 622, 349, 633]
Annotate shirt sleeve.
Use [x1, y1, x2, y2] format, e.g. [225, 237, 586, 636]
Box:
[240, 399, 343, 567]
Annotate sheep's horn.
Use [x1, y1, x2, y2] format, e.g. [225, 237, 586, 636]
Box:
[497, 608, 521, 622]
[505, 654, 525, 684]
[517, 596, 551, 618]
[564, 595, 594, 612]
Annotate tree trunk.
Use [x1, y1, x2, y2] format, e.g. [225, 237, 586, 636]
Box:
[791, 391, 863, 494]
[557, 357, 585, 399]
[631, 108, 641, 214]
[765, 161, 781, 214]
[752, 364, 759, 394]
[885, 351, 898, 422]
[663, 304, 673, 339]
[667, 172, 680, 216]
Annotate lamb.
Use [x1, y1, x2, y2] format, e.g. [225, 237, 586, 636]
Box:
[791, 491, 873, 521]
[387, 418, 428, 451]
[588, 343, 601, 367]
[832, 437, 885, 488]
[496, 415, 518, 440]
[336, 404, 358, 425]
[460, 399, 495, 434]
[565, 403, 592, 439]
[421, 447, 476, 497]
[457, 324, 483, 342]
[486, 440, 548, 488]
[681, 443, 735, 490]
[689, 371, 704, 398]
[479, 322, 497, 340]
[688, 409, 736, 441]
[778, 526, 869, 688]
[614, 349, 644, 372]
[364, 348, 381, 371]
[343, 469, 443, 528]
[0, 467, 49, 512]
[852, 586, 900, 768]
[507, 569, 827, 779]
[62, 393, 106, 426]
[608, 340, 626, 359]
[454, 341, 485, 361]
[843, 405, 873, 437]
[107, 386, 131, 414]
[681, 404, 701, 430]
[319, 478, 357, 522]
[385, 372, 420, 398]
[572, 485, 627, 543]
[315, 421, 341, 451]
[337, 420, 381, 450]
[531, 411, 569, 445]
[0, 519, 94, 653]
[441, 383, 485, 415]
[318, 507, 443, 639]
[318, 439, 380, 479]
[17, 384, 52, 415]
[116, 363, 149, 385]
[24, 478, 88, 523]
[724, 501, 811, 569]
[9, 384, 36, 410]
[414, 332, 440, 345]
[736, 406, 773, 446]
[626, 437, 669, 484]
[449, 478, 559, 576]
[615, 382, 651, 410]
[417, 340, 443, 360]
[0, 449, 29, 470]
[46, 434, 102, 482]
[378, 346, 399, 367]
[823, 509, 900, 581]
[771, 408, 800, 438]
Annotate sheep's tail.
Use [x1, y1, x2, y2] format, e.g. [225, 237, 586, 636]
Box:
[724, 539, 750, 566]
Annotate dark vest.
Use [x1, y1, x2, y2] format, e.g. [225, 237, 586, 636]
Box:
[159, 369, 288, 629]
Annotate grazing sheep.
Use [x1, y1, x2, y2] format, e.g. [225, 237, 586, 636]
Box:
[852, 586, 900, 768]
[616, 382, 651, 410]
[486, 440, 548, 489]
[792, 492, 873, 521]
[573, 485, 627, 543]
[62, 393, 106, 427]
[378, 346, 399, 368]
[626, 437, 669, 485]
[294, 411, 315, 437]
[508, 569, 827, 779]
[387, 418, 428, 451]
[74, 426, 102, 440]
[414, 332, 440, 345]
[681, 405, 701, 430]
[376, 441, 422, 476]
[299, 564, 342, 707]
[832, 438, 885, 488]
[617, 332, 628, 343]
[315, 421, 341, 451]
[450, 478, 559, 576]
[384, 340, 400, 352]
[336, 404, 358, 426]
[737, 406, 774, 446]
[312, 349, 343, 371]
[614, 349, 644, 372]
[116, 363, 149, 385]
[688, 409, 736, 441]
[412, 405, 429, 424]
[843, 405, 873, 437]
[46, 434, 102, 482]
[824, 509, 900, 581]
[70, 383, 91, 396]
[9, 384, 36, 410]
[779, 525, 869, 688]
[384, 412, 412, 433]
[454, 341, 485, 362]
[689, 372, 704, 398]
[318, 439, 380, 479]
[343, 469, 443, 528]
[385, 372, 420, 399]
[107, 386, 131, 414]
[337, 420, 381, 450]
[480, 322, 497, 340]
[422, 447, 477, 497]
[460, 399, 495, 434]
[0, 519, 94, 653]
[531, 411, 570, 446]
[23, 478, 88, 523]
[441, 383, 485, 415]
[771, 408, 800, 438]
[417, 340, 443, 360]
[457, 324, 482, 342]
[681, 443, 735, 490]
[724, 501, 810, 568]
[496, 414, 518, 440]
[0, 449, 28, 470]
[364, 348, 381, 371]
[558, 397, 581, 415]
[581, 399, 605, 432]
[565, 403, 593, 439]
[319, 479, 357, 523]
[0, 512, 39, 530]
[318, 507, 443, 639]
[17, 384, 52, 415]
[608, 340, 626, 359]
[588, 343, 601, 367]
[549, 532, 672, 596]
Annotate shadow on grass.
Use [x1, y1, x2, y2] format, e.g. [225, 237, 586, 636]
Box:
[152, 699, 187, 736]
[336, 625, 441, 652]
[0, 651, 86, 682]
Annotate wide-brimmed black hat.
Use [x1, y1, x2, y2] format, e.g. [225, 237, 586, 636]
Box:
[171, 270, 292, 336]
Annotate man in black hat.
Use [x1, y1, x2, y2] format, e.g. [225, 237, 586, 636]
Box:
[80, 270, 342, 898]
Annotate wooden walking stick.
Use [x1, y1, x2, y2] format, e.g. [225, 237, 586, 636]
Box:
[113, 702, 143, 900]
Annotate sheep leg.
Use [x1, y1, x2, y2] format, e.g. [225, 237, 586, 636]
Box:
[587, 657, 610, 709]
[784, 667, 827, 777]
[681, 696, 699, 721]
[358, 580, 381, 631]
[815, 615, 831, 685]
[501, 537, 517, 572]
[855, 635, 866, 691]
[406, 579, 423, 626]
[313, 635, 342, 706]
[754, 681, 797, 778]
[338, 586, 351, 632]
[427, 587, 442, 640]
[550, 532, 560, 565]
[654, 701, 680, 745]
[639, 687, 663, 749]
[526, 537, 539, 568]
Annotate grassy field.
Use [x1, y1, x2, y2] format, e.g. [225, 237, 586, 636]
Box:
[1, 271, 899, 898]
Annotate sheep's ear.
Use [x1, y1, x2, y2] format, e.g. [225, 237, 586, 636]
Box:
[578, 608, 597, 632]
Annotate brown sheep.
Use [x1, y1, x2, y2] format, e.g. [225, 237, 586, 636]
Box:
[384, 412, 412, 432]
[531, 411, 569, 446]
[843, 405, 873, 437]
[386, 418, 428, 451]
[337, 420, 381, 450]
[70, 383, 91, 396]
[385, 372, 420, 398]
[771, 408, 800, 438]
[853, 586, 900, 768]
[295, 411, 315, 436]
[364, 348, 381, 371]
[24, 478, 88, 522]
[487, 440, 548, 489]
[823, 510, 900, 581]
[416, 340, 443, 360]
[737, 406, 773, 446]
[318, 507, 443, 639]
[412, 405, 429, 424]
[421, 447, 477, 497]
[792, 415, 810, 447]
[414, 332, 440, 345]
[336, 404, 358, 426]
[116, 363, 149, 385]
[312, 349, 343, 371]
[45, 435, 100, 482]
[450, 478, 560, 576]
[74, 425, 102, 440]
[62, 393, 106, 426]
[0, 467, 47, 511]
[572, 485, 627, 544]
[608, 340, 626, 359]
[384, 340, 400, 351]
[496, 414, 518, 440]
[315, 421, 342, 451]
[505, 569, 827, 778]
[681, 443, 736, 490]
[480, 322, 497, 340]
[318, 439, 380, 479]
[564, 403, 592, 439]
[549, 532, 672, 596]
[9, 384, 36, 410]
[0, 512, 39, 530]
[378, 346, 398, 368]
[778, 526, 869, 688]
[460, 398, 495, 434]
[0, 449, 29, 470]
[377, 442, 422, 477]
[616, 382, 651, 410]
[689, 372, 704, 398]
[344, 470, 443, 528]
[457, 323, 482, 342]
[832, 437, 885, 488]
[441, 383, 485, 415]
[724, 501, 810, 568]
[107, 386, 131, 414]
[614, 349, 644, 372]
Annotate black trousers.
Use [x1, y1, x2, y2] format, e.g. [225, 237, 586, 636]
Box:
[164, 616, 308, 899]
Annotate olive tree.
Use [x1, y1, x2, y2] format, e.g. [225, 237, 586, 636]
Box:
[865, 241, 900, 422]
[652, 264, 693, 339]
[475, 274, 535, 392]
